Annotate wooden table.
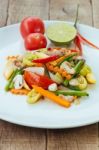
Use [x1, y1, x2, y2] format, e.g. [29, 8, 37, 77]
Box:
[0, 0, 99, 149]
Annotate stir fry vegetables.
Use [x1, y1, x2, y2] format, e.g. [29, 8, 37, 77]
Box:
[4, 47, 96, 108]
[3, 13, 98, 108]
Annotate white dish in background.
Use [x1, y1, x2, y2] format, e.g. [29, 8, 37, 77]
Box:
[0, 21, 99, 129]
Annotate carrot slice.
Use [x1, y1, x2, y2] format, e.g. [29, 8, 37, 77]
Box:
[10, 89, 30, 95]
[33, 85, 71, 108]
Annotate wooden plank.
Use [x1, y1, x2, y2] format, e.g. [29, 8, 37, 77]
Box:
[0, 0, 9, 27]
[7, 0, 49, 25]
[92, 0, 99, 27]
[47, 125, 98, 150]
[50, 0, 93, 25]
[0, 0, 49, 150]
[0, 121, 46, 150]
[47, 0, 98, 150]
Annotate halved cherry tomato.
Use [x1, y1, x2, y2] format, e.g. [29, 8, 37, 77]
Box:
[20, 17, 45, 38]
[24, 71, 54, 89]
[24, 33, 47, 50]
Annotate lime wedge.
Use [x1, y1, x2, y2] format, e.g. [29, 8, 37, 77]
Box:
[46, 23, 77, 45]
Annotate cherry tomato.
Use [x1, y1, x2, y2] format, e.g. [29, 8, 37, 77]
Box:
[24, 33, 47, 50]
[20, 17, 45, 38]
[24, 71, 54, 89]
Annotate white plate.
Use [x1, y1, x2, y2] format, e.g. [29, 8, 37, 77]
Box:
[0, 21, 99, 129]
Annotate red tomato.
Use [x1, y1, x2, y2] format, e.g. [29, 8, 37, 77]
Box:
[20, 17, 45, 38]
[24, 33, 47, 50]
[24, 71, 54, 89]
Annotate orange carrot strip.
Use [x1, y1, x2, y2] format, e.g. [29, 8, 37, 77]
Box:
[33, 85, 71, 108]
[10, 89, 30, 95]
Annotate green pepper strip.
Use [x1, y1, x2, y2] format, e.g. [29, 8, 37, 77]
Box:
[55, 90, 89, 97]
[58, 53, 77, 66]
[5, 69, 23, 91]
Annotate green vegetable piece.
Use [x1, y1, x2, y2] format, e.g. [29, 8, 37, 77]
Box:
[5, 69, 23, 91]
[69, 75, 88, 91]
[49, 72, 63, 84]
[55, 90, 89, 97]
[23, 52, 38, 66]
[58, 53, 77, 66]
[27, 89, 41, 104]
[46, 23, 77, 45]
[80, 64, 92, 76]
[74, 60, 85, 75]
[63, 79, 69, 86]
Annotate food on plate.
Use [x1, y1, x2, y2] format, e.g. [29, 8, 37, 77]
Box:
[46, 23, 77, 45]
[4, 13, 98, 108]
[4, 47, 96, 108]
[20, 17, 45, 38]
[24, 33, 47, 50]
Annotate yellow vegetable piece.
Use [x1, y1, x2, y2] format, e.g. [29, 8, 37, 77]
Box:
[86, 73, 96, 84]
[4, 60, 15, 80]
[27, 89, 42, 104]
[80, 64, 91, 76]
[23, 80, 31, 90]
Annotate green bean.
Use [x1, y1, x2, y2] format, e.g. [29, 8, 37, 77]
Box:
[55, 90, 89, 97]
[74, 60, 85, 75]
[58, 53, 77, 66]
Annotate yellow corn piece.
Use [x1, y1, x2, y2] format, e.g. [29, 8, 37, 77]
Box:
[46, 63, 72, 80]
[49, 55, 67, 66]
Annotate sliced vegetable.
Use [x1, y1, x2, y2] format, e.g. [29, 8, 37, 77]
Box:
[46, 63, 72, 80]
[24, 71, 54, 89]
[27, 89, 42, 104]
[13, 74, 23, 89]
[63, 79, 69, 86]
[46, 23, 77, 45]
[23, 52, 38, 66]
[69, 75, 88, 90]
[4, 60, 15, 80]
[5, 69, 23, 91]
[60, 61, 75, 75]
[33, 85, 71, 108]
[49, 55, 68, 66]
[35, 51, 49, 58]
[48, 83, 58, 91]
[74, 60, 85, 75]
[55, 90, 89, 96]
[33, 55, 58, 63]
[86, 73, 96, 84]
[49, 72, 63, 84]
[80, 64, 91, 76]
[23, 80, 31, 90]
[10, 89, 30, 95]
[58, 53, 77, 66]
[24, 67, 45, 75]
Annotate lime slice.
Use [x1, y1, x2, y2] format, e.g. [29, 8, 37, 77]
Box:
[46, 23, 77, 45]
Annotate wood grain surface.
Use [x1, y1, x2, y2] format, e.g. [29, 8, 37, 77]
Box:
[0, 0, 99, 150]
